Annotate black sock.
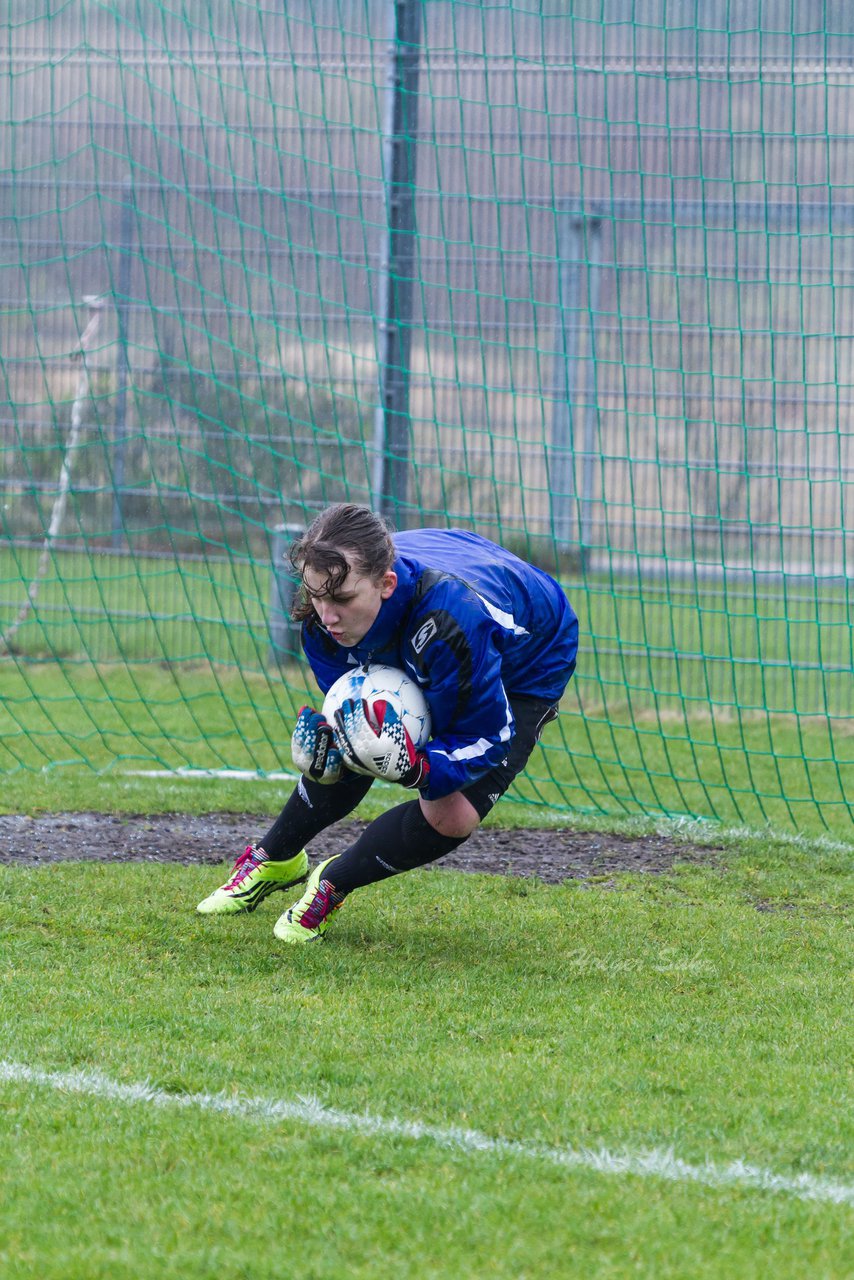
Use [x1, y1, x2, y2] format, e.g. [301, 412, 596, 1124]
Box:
[324, 800, 470, 896]
[260, 772, 374, 861]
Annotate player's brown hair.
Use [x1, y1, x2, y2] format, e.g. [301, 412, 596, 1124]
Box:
[289, 503, 396, 621]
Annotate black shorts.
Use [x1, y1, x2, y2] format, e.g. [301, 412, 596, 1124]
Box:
[460, 695, 560, 821]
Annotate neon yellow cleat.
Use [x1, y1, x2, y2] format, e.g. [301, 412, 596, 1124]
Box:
[273, 857, 345, 943]
[196, 845, 308, 915]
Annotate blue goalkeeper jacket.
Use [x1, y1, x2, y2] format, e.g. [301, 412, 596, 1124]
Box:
[301, 528, 578, 799]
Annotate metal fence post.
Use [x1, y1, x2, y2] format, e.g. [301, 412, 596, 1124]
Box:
[549, 210, 583, 552]
[269, 522, 306, 664]
[112, 176, 134, 548]
[371, 0, 423, 526]
[580, 219, 603, 563]
[550, 210, 602, 569]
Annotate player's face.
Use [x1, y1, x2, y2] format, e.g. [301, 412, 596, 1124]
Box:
[302, 550, 397, 648]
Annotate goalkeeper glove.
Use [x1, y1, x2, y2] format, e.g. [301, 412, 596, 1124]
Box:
[334, 697, 430, 789]
[291, 706, 344, 784]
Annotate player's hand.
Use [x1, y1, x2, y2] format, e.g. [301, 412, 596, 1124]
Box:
[398, 748, 430, 790]
[334, 697, 430, 788]
[291, 706, 344, 784]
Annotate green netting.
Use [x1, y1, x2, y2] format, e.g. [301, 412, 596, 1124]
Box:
[1, 1, 852, 837]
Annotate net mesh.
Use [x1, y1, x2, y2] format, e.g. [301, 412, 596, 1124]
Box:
[1, 1, 851, 835]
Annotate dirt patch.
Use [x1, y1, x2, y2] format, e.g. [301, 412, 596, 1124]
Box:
[0, 812, 716, 884]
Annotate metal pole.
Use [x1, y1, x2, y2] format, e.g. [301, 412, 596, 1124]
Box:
[580, 220, 603, 565]
[371, 0, 422, 526]
[269, 522, 306, 665]
[549, 211, 583, 550]
[112, 176, 134, 548]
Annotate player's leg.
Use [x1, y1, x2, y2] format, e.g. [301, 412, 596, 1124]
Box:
[275, 695, 559, 942]
[272, 796, 469, 940]
[259, 770, 375, 858]
[419, 789, 481, 838]
[196, 771, 373, 915]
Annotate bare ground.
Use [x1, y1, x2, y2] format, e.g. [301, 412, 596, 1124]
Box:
[0, 812, 718, 883]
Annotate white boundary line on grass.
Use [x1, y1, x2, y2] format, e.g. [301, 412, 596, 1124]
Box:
[2, 1058, 852, 1207]
[127, 768, 299, 782]
[125, 767, 398, 790]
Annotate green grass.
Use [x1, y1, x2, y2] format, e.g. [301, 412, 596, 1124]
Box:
[0, 544, 852, 837]
[1, 835, 852, 1278]
[0, 655, 850, 839]
[0, 545, 272, 666]
[580, 570, 853, 719]
[3, 548, 849, 712]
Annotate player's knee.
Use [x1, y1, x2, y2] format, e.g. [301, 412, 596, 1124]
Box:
[419, 792, 481, 840]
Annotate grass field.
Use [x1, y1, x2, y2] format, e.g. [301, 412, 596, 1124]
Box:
[1, 542, 851, 1275]
[3, 547, 850, 718]
[1, 542, 851, 838]
[0, 654, 850, 838]
[1, 825, 852, 1279]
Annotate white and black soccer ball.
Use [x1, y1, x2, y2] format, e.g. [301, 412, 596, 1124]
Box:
[322, 663, 432, 752]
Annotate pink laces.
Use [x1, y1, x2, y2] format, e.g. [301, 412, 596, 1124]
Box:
[299, 879, 342, 929]
[224, 844, 263, 890]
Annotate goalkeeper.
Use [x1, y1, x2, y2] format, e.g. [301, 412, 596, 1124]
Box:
[196, 503, 578, 943]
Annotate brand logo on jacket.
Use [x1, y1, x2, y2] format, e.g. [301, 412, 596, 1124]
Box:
[412, 617, 438, 653]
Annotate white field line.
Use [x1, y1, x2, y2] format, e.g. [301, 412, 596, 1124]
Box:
[2, 1059, 852, 1207]
[125, 767, 398, 791]
[126, 767, 299, 782]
